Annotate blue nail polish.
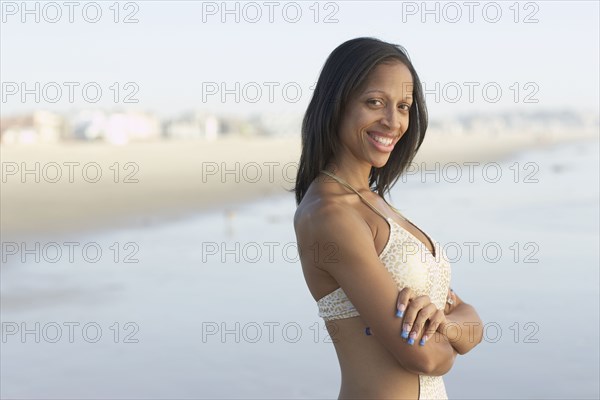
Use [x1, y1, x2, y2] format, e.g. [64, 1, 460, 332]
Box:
[396, 309, 404, 318]
[419, 339, 426, 346]
[365, 327, 372, 336]
[407, 337, 415, 345]
[401, 330, 409, 339]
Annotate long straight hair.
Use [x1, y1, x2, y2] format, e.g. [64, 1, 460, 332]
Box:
[293, 37, 428, 206]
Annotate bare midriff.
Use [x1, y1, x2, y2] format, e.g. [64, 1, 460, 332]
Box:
[325, 316, 420, 399]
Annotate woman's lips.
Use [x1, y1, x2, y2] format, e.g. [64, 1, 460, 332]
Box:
[367, 131, 396, 152]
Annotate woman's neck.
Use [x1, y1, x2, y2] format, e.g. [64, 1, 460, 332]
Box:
[323, 161, 372, 192]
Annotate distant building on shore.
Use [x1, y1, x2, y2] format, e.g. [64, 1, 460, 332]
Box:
[0, 110, 66, 144]
[162, 110, 221, 141]
[163, 110, 270, 139]
[251, 111, 303, 137]
[69, 109, 161, 145]
[1, 109, 162, 145]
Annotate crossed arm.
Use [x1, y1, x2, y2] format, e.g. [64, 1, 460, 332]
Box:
[386, 289, 483, 375]
[388, 288, 482, 375]
[440, 289, 484, 355]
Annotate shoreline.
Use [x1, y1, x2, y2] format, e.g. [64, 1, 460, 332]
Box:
[1, 131, 597, 240]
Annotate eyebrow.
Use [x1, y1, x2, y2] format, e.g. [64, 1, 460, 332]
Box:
[363, 89, 413, 99]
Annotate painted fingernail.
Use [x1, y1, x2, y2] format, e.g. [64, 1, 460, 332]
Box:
[396, 304, 406, 318]
[409, 332, 418, 344]
[401, 323, 410, 339]
[365, 327, 372, 336]
[419, 335, 428, 346]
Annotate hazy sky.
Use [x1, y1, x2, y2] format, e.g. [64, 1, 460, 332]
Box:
[1, 0, 598, 119]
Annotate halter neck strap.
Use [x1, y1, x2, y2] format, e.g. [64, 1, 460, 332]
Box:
[320, 170, 392, 223]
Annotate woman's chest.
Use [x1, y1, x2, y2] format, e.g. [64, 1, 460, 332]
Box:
[380, 226, 452, 309]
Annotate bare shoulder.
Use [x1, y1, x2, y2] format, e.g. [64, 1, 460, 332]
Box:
[294, 194, 374, 263]
[294, 195, 368, 237]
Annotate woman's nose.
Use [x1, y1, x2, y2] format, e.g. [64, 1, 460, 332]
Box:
[381, 108, 402, 131]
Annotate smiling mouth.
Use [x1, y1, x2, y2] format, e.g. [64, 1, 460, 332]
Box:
[367, 132, 395, 146]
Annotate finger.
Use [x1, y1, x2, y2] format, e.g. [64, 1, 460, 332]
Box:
[444, 290, 455, 314]
[401, 294, 430, 340]
[422, 311, 446, 346]
[408, 303, 437, 346]
[396, 287, 413, 318]
[444, 299, 452, 315]
[418, 320, 433, 346]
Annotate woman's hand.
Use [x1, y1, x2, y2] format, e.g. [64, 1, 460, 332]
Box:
[444, 287, 467, 316]
[395, 287, 448, 346]
[444, 288, 458, 315]
[364, 287, 452, 346]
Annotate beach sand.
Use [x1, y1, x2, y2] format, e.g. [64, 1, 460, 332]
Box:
[1, 129, 595, 238]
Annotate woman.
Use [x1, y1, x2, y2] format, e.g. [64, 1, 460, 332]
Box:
[293, 37, 483, 399]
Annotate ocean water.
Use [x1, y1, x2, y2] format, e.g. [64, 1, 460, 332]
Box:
[1, 138, 598, 399]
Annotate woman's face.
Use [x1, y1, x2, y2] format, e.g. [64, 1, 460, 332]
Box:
[337, 61, 414, 169]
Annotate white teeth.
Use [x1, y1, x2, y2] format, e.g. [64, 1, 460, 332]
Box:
[368, 133, 392, 146]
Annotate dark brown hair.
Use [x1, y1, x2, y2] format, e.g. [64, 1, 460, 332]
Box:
[293, 37, 428, 206]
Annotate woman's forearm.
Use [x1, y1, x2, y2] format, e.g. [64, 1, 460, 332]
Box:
[423, 332, 458, 376]
[442, 302, 483, 355]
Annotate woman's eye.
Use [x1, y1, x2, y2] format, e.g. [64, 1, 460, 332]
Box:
[399, 104, 412, 111]
[367, 99, 383, 106]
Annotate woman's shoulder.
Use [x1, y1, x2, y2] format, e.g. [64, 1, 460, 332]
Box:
[294, 187, 366, 240]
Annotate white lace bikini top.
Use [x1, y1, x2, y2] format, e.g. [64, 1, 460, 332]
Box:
[316, 170, 452, 323]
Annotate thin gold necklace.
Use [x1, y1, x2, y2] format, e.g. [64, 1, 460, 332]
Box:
[320, 169, 408, 222]
[320, 169, 370, 192]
